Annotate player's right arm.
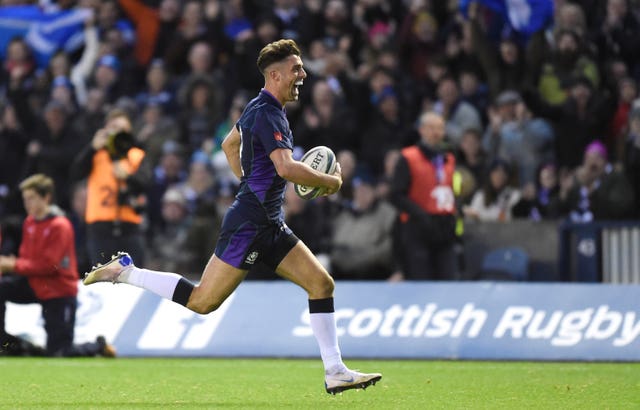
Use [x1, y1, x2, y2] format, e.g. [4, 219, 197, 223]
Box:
[270, 148, 342, 194]
[221, 126, 243, 179]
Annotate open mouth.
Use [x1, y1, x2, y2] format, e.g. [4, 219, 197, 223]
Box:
[293, 80, 303, 98]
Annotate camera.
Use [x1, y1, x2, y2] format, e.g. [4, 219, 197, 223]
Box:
[105, 130, 135, 159]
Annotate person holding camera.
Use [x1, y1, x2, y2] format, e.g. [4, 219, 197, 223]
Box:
[70, 108, 150, 265]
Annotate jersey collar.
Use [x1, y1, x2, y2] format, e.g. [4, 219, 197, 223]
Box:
[260, 89, 285, 111]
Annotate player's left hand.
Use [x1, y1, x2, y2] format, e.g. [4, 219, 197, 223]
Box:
[323, 162, 342, 196]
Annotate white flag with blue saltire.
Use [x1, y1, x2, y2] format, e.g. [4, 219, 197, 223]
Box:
[0, 5, 91, 68]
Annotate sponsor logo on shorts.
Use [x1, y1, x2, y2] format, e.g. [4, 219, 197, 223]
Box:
[245, 251, 259, 265]
[274, 131, 283, 141]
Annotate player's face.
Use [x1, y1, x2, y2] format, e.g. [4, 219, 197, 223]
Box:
[281, 55, 306, 103]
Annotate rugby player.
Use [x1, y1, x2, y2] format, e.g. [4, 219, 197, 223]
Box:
[84, 39, 381, 394]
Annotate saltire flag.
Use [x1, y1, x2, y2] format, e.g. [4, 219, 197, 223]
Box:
[459, 0, 554, 37]
[0, 5, 91, 68]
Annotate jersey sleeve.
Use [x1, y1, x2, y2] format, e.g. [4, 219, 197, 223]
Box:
[253, 109, 293, 154]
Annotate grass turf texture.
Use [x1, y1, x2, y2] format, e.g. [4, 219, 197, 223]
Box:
[1, 358, 638, 409]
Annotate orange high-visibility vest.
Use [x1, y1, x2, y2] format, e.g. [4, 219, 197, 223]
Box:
[400, 145, 456, 219]
[85, 148, 145, 224]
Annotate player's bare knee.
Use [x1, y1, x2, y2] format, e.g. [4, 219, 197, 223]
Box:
[312, 275, 334, 298]
[187, 298, 222, 314]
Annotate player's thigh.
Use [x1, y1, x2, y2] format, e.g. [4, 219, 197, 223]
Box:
[275, 241, 334, 299]
[188, 255, 247, 312]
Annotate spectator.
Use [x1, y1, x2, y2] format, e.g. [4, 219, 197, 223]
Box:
[397, 4, 440, 83]
[1, 37, 36, 95]
[0, 103, 29, 217]
[523, 76, 612, 171]
[70, 108, 150, 266]
[529, 28, 600, 105]
[607, 77, 637, 163]
[133, 101, 179, 167]
[466, 5, 526, 99]
[90, 54, 125, 104]
[172, 151, 218, 218]
[294, 78, 357, 152]
[458, 68, 489, 126]
[361, 85, 412, 177]
[147, 187, 217, 278]
[513, 162, 562, 220]
[464, 158, 521, 222]
[0, 174, 115, 357]
[330, 171, 396, 280]
[390, 112, 458, 280]
[135, 58, 176, 113]
[177, 75, 222, 154]
[145, 141, 188, 239]
[592, 0, 640, 77]
[9, 95, 83, 211]
[433, 75, 482, 145]
[559, 140, 634, 221]
[484, 90, 554, 184]
[455, 127, 486, 198]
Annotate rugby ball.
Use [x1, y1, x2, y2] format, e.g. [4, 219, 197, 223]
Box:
[294, 146, 337, 200]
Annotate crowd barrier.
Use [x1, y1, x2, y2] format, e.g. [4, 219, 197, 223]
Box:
[559, 221, 640, 283]
[6, 281, 640, 361]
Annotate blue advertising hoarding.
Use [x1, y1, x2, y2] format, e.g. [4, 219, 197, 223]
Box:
[6, 282, 640, 361]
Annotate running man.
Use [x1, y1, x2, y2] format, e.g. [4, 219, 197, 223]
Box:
[84, 39, 381, 394]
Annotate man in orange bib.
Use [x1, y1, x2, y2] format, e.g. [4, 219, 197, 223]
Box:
[71, 109, 149, 265]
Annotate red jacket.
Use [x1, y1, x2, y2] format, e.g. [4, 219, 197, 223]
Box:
[14, 210, 78, 300]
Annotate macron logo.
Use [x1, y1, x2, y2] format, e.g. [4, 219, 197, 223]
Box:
[274, 131, 283, 141]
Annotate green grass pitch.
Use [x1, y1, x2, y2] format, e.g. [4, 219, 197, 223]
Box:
[1, 358, 638, 409]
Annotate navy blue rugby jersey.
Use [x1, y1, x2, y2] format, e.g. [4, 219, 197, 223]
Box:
[233, 89, 293, 224]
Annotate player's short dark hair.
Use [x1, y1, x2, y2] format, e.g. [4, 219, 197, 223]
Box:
[256, 39, 301, 74]
[19, 174, 55, 199]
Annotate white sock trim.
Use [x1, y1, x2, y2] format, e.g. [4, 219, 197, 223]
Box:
[118, 267, 182, 300]
[309, 312, 344, 372]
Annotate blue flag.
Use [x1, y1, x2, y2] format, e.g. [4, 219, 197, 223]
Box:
[0, 5, 91, 68]
[459, 0, 554, 37]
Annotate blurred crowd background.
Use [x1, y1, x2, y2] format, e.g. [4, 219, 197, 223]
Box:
[0, 0, 639, 281]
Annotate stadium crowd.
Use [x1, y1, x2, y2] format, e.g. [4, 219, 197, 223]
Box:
[0, 0, 639, 281]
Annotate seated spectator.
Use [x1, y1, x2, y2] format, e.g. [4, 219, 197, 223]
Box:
[513, 162, 562, 220]
[330, 172, 396, 280]
[464, 159, 521, 222]
[147, 187, 218, 278]
[559, 141, 634, 222]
